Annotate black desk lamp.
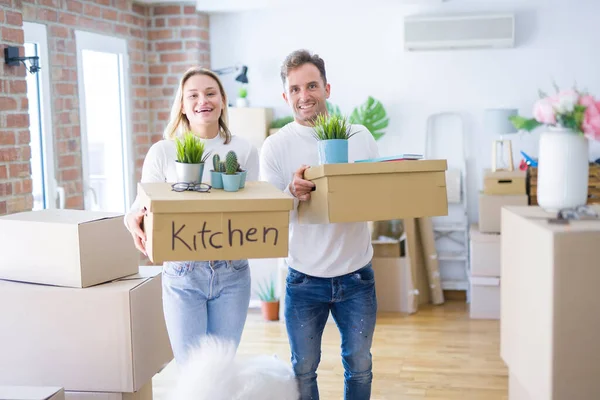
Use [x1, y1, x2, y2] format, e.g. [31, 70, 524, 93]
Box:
[214, 65, 248, 84]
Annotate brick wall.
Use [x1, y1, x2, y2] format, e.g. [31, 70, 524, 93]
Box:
[0, 0, 31, 215]
[0, 0, 210, 216]
[143, 4, 210, 176]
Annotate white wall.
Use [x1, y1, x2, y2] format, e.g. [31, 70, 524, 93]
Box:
[209, 0, 600, 294]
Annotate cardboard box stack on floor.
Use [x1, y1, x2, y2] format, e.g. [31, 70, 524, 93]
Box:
[0, 209, 174, 399]
[472, 168, 528, 319]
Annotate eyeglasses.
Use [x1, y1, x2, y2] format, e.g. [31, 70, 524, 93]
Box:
[171, 182, 212, 193]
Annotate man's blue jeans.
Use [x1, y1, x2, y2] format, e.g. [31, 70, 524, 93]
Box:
[284, 263, 377, 400]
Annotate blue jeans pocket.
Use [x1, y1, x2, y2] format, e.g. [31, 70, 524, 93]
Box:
[352, 264, 375, 284]
[286, 268, 308, 285]
[230, 259, 249, 271]
[163, 261, 194, 277]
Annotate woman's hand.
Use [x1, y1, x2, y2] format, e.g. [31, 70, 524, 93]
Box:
[126, 208, 147, 256]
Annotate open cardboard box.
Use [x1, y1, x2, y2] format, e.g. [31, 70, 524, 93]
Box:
[138, 181, 294, 264]
[0, 267, 173, 392]
[298, 160, 448, 224]
[0, 209, 139, 288]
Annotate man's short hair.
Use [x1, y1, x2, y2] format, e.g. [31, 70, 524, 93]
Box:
[280, 49, 327, 87]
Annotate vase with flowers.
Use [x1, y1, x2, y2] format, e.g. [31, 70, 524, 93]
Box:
[510, 85, 600, 211]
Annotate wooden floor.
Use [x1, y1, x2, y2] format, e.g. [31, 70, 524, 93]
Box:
[153, 302, 508, 400]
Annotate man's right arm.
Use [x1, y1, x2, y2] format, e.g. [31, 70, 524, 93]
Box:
[259, 138, 300, 211]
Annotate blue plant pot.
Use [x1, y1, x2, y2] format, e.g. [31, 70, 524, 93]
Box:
[317, 139, 349, 164]
[239, 170, 247, 189]
[222, 173, 241, 192]
[211, 170, 223, 189]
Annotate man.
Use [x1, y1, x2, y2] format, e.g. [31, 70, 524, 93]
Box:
[259, 49, 380, 400]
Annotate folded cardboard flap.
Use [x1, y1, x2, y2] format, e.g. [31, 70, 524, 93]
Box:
[0, 386, 65, 400]
[0, 209, 123, 225]
[138, 181, 294, 214]
[305, 159, 448, 180]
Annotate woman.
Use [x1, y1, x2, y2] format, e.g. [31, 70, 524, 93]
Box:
[124, 66, 259, 364]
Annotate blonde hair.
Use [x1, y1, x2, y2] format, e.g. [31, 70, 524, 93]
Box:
[163, 66, 232, 144]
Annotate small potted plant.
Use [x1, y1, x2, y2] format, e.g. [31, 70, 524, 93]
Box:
[311, 113, 357, 164]
[210, 154, 225, 189]
[222, 150, 242, 192]
[175, 132, 211, 183]
[256, 277, 279, 321]
[236, 86, 248, 107]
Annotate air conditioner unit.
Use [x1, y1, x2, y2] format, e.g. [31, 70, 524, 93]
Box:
[404, 13, 515, 51]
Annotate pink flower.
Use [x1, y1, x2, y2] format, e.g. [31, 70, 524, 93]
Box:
[580, 95, 600, 141]
[533, 98, 556, 125]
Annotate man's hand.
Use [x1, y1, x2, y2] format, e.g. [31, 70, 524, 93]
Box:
[289, 165, 316, 201]
[126, 208, 147, 256]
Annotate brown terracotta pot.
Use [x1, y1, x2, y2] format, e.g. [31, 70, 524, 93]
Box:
[261, 300, 280, 321]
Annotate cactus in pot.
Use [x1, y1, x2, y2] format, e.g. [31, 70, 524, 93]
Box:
[210, 153, 224, 189]
[222, 150, 242, 192]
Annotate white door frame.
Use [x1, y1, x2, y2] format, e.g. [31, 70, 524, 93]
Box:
[74, 30, 133, 211]
[23, 22, 60, 208]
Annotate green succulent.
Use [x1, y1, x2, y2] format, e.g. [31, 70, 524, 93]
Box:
[311, 113, 356, 141]
[175, 132, 211, 163]
[238, 86, 248, 98]
[349, 96, 389, 140]
[225, 150, 239, 175]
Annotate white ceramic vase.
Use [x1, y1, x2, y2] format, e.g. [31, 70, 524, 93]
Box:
[236, 97, 248, 107]
[537, 127, 589, 211]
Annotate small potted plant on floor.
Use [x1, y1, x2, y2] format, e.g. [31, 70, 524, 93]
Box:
[311, 113, 356, 164]
[222, 150, 242, 192]
[175, 132, 211, 183]
[257, 277, 279, 321]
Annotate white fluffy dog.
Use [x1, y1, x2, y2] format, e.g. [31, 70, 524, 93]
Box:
[168, 336, 300, 400]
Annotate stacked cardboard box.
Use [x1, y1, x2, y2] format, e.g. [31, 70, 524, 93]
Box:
[472, 169, 527, 319]
[528, 162, 600, 205]
[0, 209, 173, 399]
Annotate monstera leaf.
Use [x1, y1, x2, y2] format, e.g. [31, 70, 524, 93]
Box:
[349, 96, 389, 140]
[326, 101, 342, 117]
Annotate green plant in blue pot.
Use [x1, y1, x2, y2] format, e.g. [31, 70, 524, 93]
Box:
[210, 153, 224, 189]
[175, 132, 211, 183]
[311, 113, 356, 164]
[222, 150, 241, 192]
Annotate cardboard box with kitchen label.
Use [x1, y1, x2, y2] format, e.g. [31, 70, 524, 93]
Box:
[298, 160, 448, 224]
[138, 181, 294, 264]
